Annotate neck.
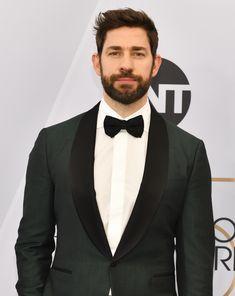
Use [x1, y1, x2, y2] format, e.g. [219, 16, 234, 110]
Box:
[103, 93, 148, 118]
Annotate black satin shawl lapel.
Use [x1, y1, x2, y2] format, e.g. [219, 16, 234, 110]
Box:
[114, 102, 169, 261]
[70, 102, 112, 259]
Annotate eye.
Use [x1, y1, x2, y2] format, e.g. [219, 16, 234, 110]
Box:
[133, 52, 145, 57]
[108, 51, 121, 56]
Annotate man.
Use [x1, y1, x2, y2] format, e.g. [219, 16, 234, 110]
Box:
[15, 8, 215, 296]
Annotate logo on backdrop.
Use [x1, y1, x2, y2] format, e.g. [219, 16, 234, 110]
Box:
[214, 217, 235, 295]
[150, 58, 191, 125]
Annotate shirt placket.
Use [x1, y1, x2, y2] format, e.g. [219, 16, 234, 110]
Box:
[107, 130, 128, 256]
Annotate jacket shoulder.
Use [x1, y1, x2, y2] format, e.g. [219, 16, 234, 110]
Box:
[45, 112, 85, 137]
[164, 118, 202, 147]
[32, 113, 86, 156]
[163, 119, 210, 181]
[163, 118, 207, 166]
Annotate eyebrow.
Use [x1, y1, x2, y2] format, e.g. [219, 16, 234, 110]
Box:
[106, 46, 147, 52]
[131, 46, 147, 52]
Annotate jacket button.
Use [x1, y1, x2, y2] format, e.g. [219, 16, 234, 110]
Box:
[110, 262, 117, 267]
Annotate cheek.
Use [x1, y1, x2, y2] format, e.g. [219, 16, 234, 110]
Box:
[100, 59, 118, 75]
[137, 64, 154, 78]
[135, 59, 154, 72]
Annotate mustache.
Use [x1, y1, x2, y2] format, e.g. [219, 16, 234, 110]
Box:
[110, 70, 142, 83]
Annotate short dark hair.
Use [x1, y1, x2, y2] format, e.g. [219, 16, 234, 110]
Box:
[94, 8, 159, 57]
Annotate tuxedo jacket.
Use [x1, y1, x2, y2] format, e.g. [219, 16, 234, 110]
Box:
[15, 102, 215, 296]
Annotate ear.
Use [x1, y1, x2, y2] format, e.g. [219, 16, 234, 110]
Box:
[92, 53, 101, 76]
[151, 54, 162, 77]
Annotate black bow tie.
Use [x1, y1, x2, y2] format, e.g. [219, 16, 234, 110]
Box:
[104, 115, 144, 138]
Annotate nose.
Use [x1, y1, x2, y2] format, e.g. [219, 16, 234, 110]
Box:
[119, 53, 133, 72]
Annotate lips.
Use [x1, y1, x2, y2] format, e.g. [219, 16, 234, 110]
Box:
[116, 77, 136, 82]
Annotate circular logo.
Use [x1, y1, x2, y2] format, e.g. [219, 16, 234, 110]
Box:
[215, 218, 235, 243]
[150, 58, 191, 125]
[214, 217, 235, 295]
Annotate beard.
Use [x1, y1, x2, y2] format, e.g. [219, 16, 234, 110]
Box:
[100, 66, 153, 105]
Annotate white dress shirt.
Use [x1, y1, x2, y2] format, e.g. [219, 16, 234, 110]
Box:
[94, 98, 150, 295]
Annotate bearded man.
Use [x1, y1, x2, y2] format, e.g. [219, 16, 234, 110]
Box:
[15, 8, 214, 296]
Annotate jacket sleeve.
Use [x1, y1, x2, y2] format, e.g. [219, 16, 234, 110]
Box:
[176, 140, 215, 296]
[15, 129, 55, 296]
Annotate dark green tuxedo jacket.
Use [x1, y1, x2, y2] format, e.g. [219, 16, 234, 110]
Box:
[15, 102, 214, 296]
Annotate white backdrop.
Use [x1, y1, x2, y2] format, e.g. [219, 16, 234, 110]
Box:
[0, 0, 234, 295]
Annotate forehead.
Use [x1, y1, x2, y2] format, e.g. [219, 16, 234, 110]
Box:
[103, 26, 150, 50]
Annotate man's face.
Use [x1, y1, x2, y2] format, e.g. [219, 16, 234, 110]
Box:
[93, 26, 161, 105]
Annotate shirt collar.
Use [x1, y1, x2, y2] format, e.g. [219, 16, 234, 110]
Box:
[97, 98, 151, 133]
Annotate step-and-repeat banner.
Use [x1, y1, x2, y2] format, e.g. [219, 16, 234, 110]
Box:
[0, 0, 234, 295]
